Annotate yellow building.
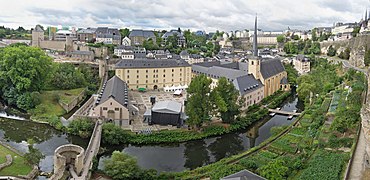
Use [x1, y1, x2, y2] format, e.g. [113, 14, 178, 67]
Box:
[294, 54, 311, 75]
[115, 59, 192, 91]
[248, 57, 290, 97]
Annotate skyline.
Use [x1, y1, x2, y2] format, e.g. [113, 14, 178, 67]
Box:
[0, 0, 369, 32]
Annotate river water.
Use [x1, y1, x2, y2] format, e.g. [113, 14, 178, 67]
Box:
[0, 92, 303, 175]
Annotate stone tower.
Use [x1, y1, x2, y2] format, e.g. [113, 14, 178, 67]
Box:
[248, 15, 261, 80]
[99, 57, 108, 78]
[31, 25, 44, 47]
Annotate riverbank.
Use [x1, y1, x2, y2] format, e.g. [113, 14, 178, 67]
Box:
[0, 143, 32, 176]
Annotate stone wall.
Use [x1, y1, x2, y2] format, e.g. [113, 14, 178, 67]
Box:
[58, 88, 86, 113]
[50, 144, 85, 180]
[320, 35, 370, 68]
[362, 68, 370, 169]
[0, 155, 12, 171]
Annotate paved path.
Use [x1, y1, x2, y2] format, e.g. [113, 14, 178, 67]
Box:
[348, 126, 366, 180]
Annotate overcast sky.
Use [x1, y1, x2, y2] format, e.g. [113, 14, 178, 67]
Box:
[0, 0, 369, 32]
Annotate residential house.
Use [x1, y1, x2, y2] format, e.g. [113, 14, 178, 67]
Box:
[294, 54, 310, 74]
[95, 27, 121, 45]
[122, 37, 131, 46]
[162, 30, 186, 47]
[129, 30, 156, 46]
[77, 28, 97, 43]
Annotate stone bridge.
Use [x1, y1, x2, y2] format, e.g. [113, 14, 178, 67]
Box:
[49, 120, 103, 180]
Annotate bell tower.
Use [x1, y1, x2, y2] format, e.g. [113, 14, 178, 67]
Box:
[248, 15, 261, 80]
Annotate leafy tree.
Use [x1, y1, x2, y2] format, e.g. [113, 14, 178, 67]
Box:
[365, 47, 370, 66]
[277, 35, 285, 43]
[327, 45, 336, 57]
[119, 28, 130, 38]
[312, 28, 318, 41]
[0, 45, 52, 109]
[186, 75, 212, 128]
[258, 159, 289, 180]
[284, 64, 299, 85]
[48, 63, 87, 90]
[68, 118, 95, 138]
[292, 35, 300, 40]
[338, 47, 350, 60]
[352, 26, 361, 37]
[104, 151, 141, 180]
[211, 77, 240, 123]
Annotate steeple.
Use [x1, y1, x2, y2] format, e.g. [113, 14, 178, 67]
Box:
[253, 15, 258, 56]
[366, 9, 368, 21]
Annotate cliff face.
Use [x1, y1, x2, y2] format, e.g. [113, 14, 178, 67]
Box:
[320, 35, 370, 68]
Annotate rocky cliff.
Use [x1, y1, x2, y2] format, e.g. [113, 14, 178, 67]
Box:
[321, 35, 370, 68]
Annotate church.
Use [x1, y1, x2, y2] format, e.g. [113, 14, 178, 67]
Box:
[247, 16, 290, 97]
[360, 9, 370, 34]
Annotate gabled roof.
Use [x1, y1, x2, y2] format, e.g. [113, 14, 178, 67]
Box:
[296, 54, 310, 62]
[233, 75, 263, 96]
[129, 30, 156, 38]
[99, 76, 128, 107]
[260, 58, 285, 79]
[152, 101, 182, 114]
[115, 59, 190, 69]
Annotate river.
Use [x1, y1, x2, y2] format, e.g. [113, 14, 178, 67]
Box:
[0, 92, 303, 176]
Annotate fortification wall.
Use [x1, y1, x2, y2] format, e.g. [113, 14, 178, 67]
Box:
[39, 41, 66, 51]
[50, 144, 85, 180]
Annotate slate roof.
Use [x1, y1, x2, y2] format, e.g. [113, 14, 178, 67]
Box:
[233, 75, 263, 96]
[192, 64, 247, 81]
[221, 169, 266, 180]
[180, 50, 189, 56]
[152, 101, 182, 114]
[296, 54, 310, 62]
[194, 61, 248, 71]
[98, 76, 128, 107]
[280, 77, 288, 84]
[129, 30, 156, 38]
[260, 58, 285, 79]
[115, 59, 190, 69]
[162, 30, 185, 39]
[34, 25, 44, 32]
[78, 28, 97, 34]
[96, 27, 121, 40]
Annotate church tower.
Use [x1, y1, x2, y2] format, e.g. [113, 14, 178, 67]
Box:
[248, 15, 261, 80]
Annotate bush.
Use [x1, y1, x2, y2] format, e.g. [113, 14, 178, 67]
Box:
[68, 118, 95, 138]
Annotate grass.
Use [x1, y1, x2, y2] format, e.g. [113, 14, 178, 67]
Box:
[30, 88, 85, 121]
[0, 144, 32, 176]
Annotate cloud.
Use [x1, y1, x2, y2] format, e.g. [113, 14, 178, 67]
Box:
[0, 0, 368, 32]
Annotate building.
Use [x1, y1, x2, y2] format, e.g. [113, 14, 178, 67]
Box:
[150, 100, 183, 127]
[129, 30, 156, 46]
[115, 59, 192, 91]
[92, 76, 130, 127]
[250, 33, 278, 45]
[121, 37, 131, 46]
[95, 27, 121, 45]
[55, 29, 77, 41]
[294, 54, 310, 74]
[114, 46, 146, 59]
[77, 28, 97, 43]
[32, 25, 73, 51]
[233, 75, 264, 110]
[180, 50, 204, 64]
[332, 22, 357, 35]
[69, 51, 94, 61]
[162, 30, 186, 47]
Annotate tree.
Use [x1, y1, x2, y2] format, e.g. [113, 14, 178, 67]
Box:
[258, 159, 289, 180]
[49, 63, 86, 90]
[338, 47, 350, 60]
[211, 77, 240, 123]
[312, 28, 318, 42]
[186, 75, 212, 128]
[119, 28, 130, 38]
[352, 26, 361, 37]
[104, 151, 141, 180]
[365, 47, 370, 66]
[327, 45, 336, 57]
[277, 35, 285, 43]
[0, 45, 52, 109]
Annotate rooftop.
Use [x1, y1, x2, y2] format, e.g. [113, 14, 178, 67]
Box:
[115, 59, 190, 69]
[233, 75, 263, 96]
[152, 101, 182, 114]
[98, 76, 128, 107]
[260, 58, 285, 79]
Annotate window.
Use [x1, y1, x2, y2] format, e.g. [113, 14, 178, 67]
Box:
[146, 70, 148, 73]
[163, 74, 166, 77]
[103, 107, 108, 110]
[115, 108, 119, 111]
[172, 79, 174, 82]
[172, 74, 174, 77]
[136, 80, 139, 83]
[137, 70, 139, 73]
[146, 75, 148, 78]
[127, 70, 130, 73]
[146, 80, 148, 83]
[153, 70, 155, 73]
[251, 61, 254, 65]
[127, 75, 129, 78]
[137, 75, 139, 78]
[127, 80, 130, 83]
[163, 69, 166, 72]
[180, 69, 182, 72]
[180, 78, 182, 81]
[172, 69, 174, 72]
[153, 75, 155, 78]
[180, 73, 182, 76]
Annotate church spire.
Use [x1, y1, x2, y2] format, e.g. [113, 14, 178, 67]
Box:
[253, 15, 258, 57]
[366, 9, 368, 21]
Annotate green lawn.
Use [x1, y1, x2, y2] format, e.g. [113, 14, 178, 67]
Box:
[0, 144, 32, 176]
[30, 88, 85, 121]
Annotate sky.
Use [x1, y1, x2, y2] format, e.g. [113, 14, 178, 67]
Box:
[0, 0, 369, 32]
